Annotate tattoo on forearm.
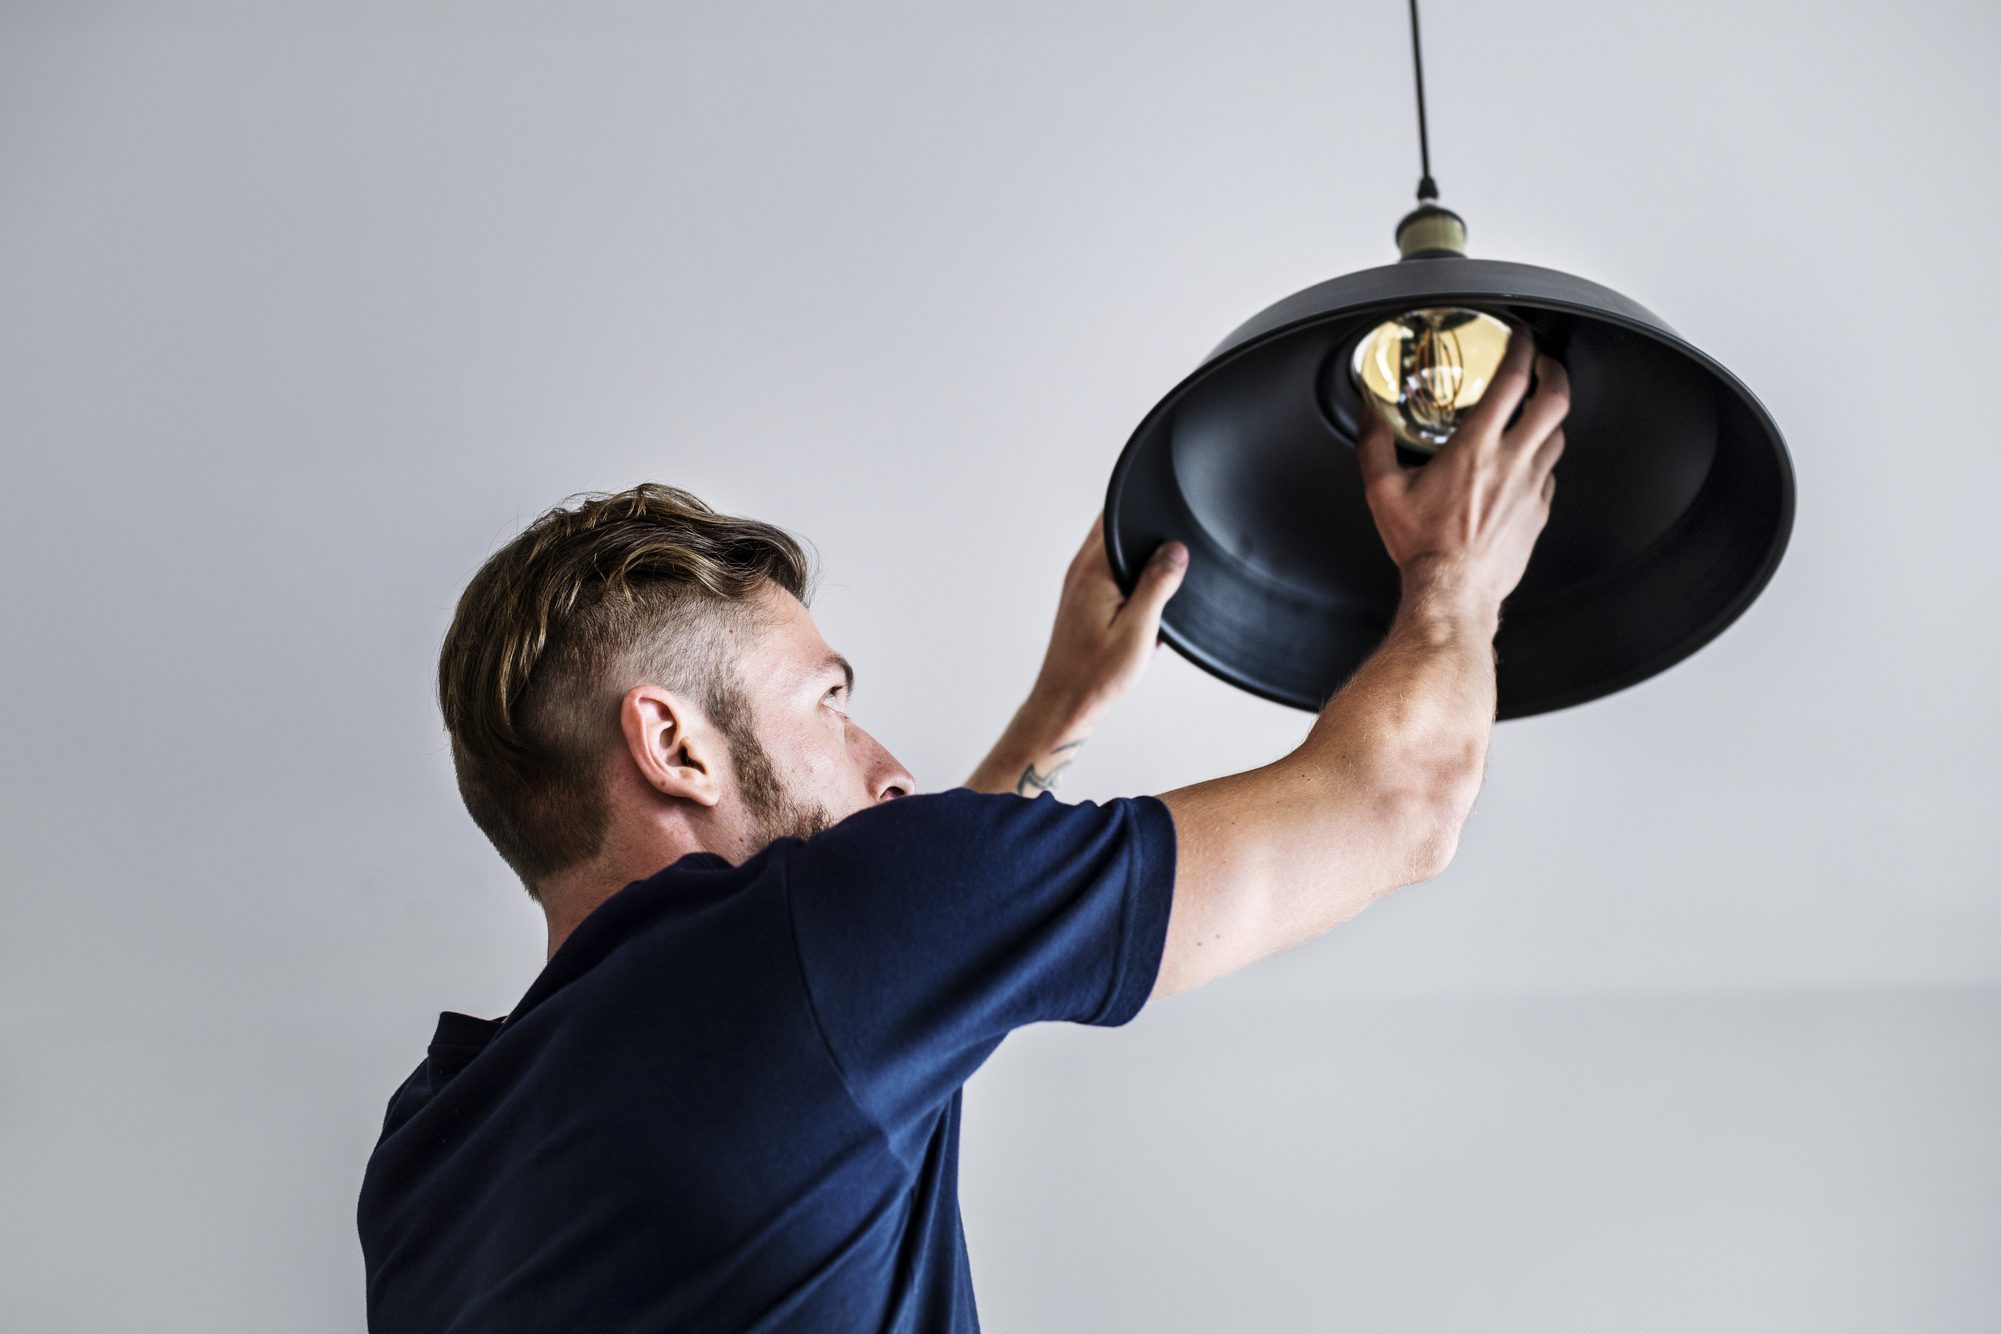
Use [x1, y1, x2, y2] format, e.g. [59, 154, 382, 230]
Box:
[1015, 738, 1088, 799]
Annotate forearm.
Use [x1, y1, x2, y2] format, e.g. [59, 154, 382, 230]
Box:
[1293, 559, 1501, 865]
[963, 691, 1101, 797]
[1152, 330, 1558, 1000]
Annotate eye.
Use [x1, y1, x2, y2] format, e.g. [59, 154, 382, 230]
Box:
[824, 684, 847, 713]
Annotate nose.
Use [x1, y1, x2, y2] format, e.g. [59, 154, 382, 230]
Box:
[852, 724, 917, 802]
[874, 754, 917, 802]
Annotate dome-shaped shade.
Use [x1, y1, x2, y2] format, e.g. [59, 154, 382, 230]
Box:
[1103, 256, 1796, 719]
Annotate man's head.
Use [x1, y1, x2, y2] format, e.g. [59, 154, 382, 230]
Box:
[437, 483, 915, 904]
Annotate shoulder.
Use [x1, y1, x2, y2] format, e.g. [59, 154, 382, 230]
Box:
[795, 786, 1111, 851]
[784, 787, 1174, 889]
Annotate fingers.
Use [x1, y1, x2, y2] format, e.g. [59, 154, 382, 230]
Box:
[1457, 318, 1538, 445]
[1529, 425, 1566, 482]
[1082, 509, 1106, 557]
[1068, 509, 1111, 581]
[1507, 354, 1572, 458]
[1354, 401, 1405, 495]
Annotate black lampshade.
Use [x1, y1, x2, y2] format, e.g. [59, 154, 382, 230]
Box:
[1102, 254, 1796, 719]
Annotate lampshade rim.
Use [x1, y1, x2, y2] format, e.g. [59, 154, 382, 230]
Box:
[1104, 254, 1799, 720]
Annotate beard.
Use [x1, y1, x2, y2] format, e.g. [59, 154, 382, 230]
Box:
[712, 688, 835, 853]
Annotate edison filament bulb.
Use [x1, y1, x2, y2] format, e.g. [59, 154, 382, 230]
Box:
[1348, 306, 1513, 453]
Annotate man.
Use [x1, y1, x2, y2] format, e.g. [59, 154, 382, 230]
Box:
[358, 324, 1568, 1331]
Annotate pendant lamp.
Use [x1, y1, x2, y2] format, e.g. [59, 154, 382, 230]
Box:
[1102, 0, 1796, 719]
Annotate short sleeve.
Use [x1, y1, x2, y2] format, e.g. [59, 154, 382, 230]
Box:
[781, 787, 1177, 1131]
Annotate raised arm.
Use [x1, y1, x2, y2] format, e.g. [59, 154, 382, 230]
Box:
[1152, 321, 1569, 999]
[963, 512, 1187, 797]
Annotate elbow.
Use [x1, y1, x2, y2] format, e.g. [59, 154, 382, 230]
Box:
[1391, 771, 1480, 884]
[1360, 734, 1485, 884]
[1406, 810, 1465, 881]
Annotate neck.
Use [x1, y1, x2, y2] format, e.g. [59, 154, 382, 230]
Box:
[538, 827, 722, 960]
[541, 886, 618, 961]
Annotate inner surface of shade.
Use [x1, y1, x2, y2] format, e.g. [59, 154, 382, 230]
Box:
[1107, 283, 1791, 718]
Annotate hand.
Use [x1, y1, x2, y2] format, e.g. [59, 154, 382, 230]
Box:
[960, 513, 1187, 797]
[1028, 510, 1189, 728]
[1356, 319, 1568, 614]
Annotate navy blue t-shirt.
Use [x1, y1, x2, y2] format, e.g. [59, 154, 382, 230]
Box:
[357, 786, 1178, 1332]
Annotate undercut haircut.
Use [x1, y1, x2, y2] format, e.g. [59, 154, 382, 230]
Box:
[436, 482, 815, 899]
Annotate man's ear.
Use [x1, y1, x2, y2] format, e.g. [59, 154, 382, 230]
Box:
[620, 684, 724, 808]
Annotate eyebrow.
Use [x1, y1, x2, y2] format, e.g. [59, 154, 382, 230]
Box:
[818, 650, 855, 697]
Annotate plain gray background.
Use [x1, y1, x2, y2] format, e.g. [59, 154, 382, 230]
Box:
[4, 1, 1996, 1329]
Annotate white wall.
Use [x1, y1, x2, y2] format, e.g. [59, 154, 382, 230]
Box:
[3, 1, 1995, 1329]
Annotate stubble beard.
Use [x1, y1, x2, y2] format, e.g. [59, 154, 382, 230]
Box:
[712, 687, 835, 854]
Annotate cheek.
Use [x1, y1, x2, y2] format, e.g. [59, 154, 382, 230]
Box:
[794, 714, 855, 777]
[778, 707, 862, 785]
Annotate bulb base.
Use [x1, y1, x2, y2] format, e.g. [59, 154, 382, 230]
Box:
[1395, 203, 1468, 260]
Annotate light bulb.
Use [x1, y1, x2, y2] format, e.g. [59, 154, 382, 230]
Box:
[1348, 307, 1514, 454]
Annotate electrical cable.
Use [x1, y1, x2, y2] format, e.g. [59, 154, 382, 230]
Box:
[1408, 0, 1439, 201]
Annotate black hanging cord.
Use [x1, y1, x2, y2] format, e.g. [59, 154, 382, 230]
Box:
[1408, 0, 1439, 202]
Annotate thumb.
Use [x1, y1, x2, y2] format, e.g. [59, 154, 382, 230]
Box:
[1354, 402, 1405, 494]
[1120, 539, 1188, 635]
